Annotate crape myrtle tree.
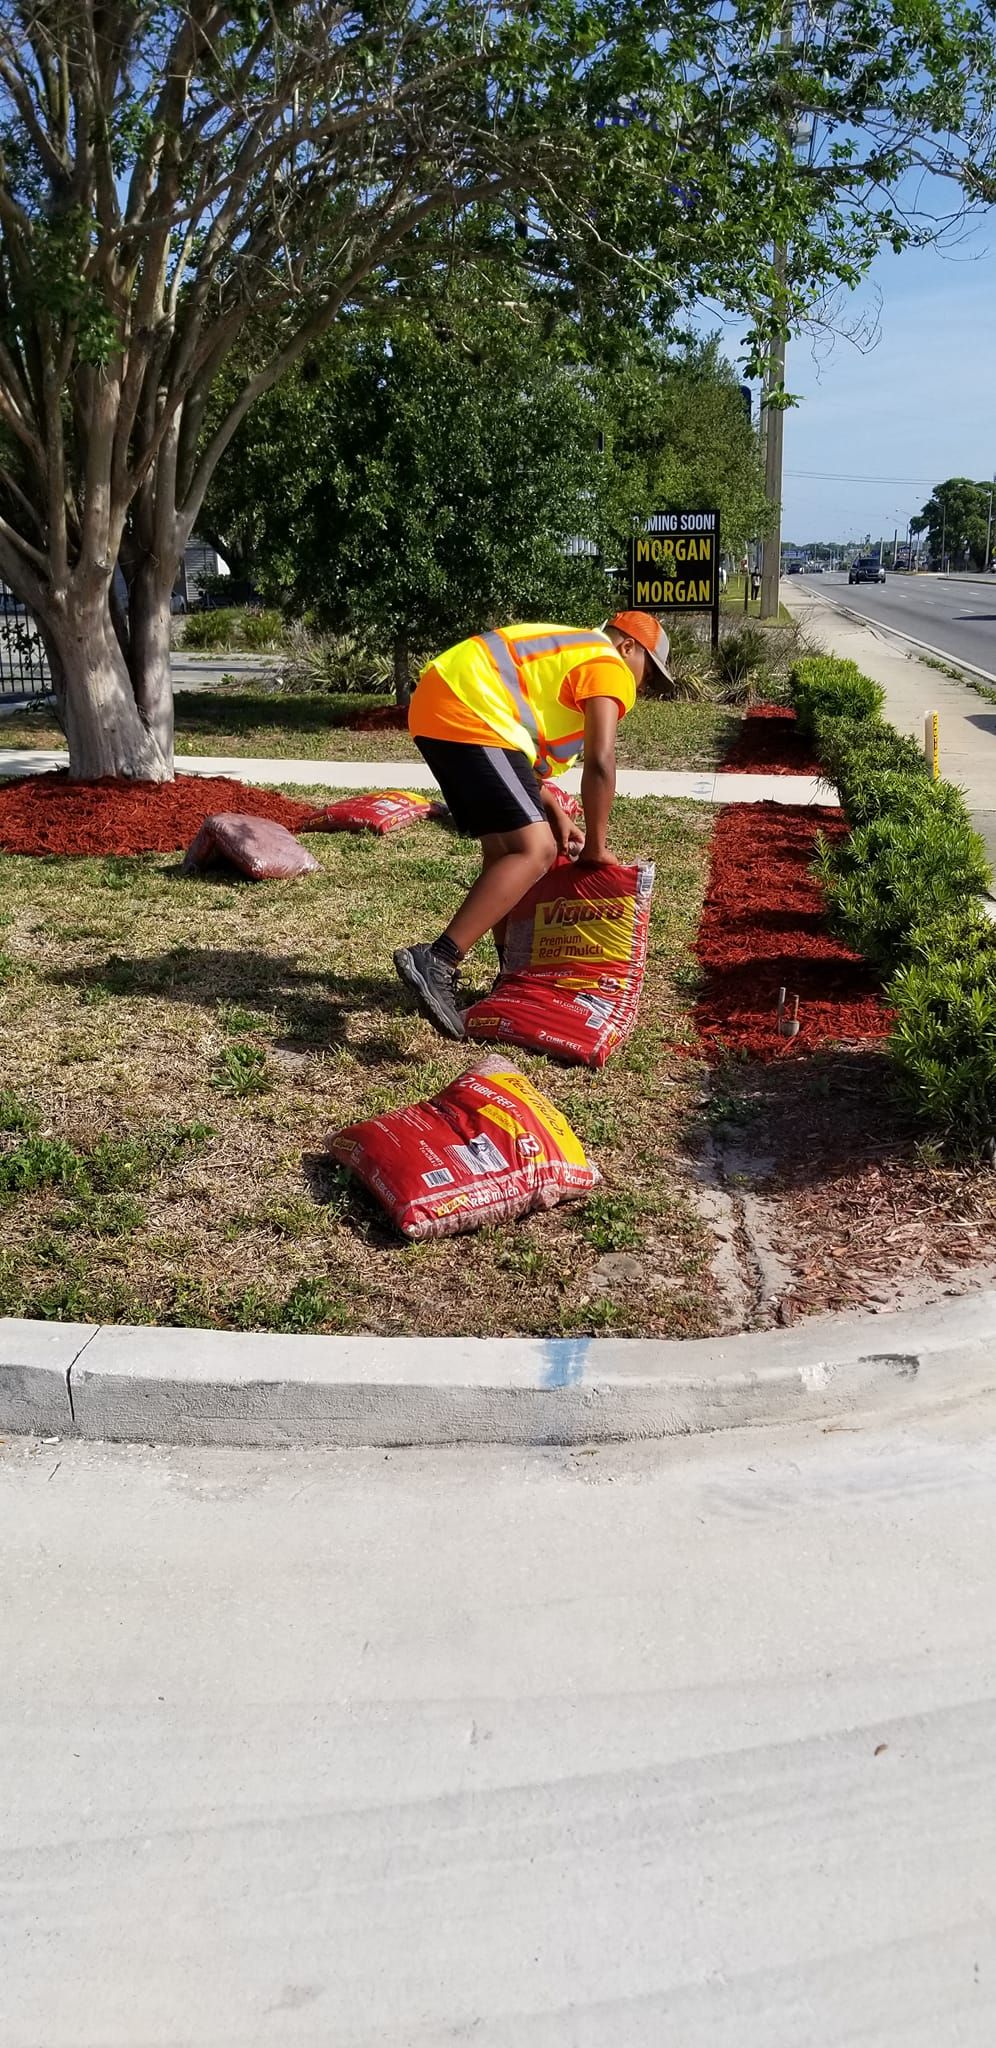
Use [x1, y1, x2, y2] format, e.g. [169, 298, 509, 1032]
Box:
[0, 0, 993, 779]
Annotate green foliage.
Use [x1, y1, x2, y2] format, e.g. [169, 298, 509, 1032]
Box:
[580, 1189, 643, 1252]
[917, 477, 995, 569]
[813, 714, 927, 793]
[201, 321, 769, 661]
[712, 623, 775, 704]
[278, 627, 393, 696]
[816, 808, 991, 977]
[888, 937, 996, 1152]
[790, 655, 885, 742]
[180, 607, 285, 653]
[210, 1041, 271, 1097]
[0, 1090, 41, 1134]
[0, 1118, 210, 1200]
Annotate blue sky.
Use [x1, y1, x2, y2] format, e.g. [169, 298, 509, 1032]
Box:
[755, 220, 996, 547]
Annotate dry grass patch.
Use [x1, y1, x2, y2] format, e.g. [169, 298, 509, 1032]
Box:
[0, 794, 716, 1337]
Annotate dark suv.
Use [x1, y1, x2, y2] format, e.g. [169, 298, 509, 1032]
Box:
[849, 556, 886, 585]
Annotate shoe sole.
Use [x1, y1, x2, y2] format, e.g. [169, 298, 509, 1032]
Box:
[393, 949, 466, 1040]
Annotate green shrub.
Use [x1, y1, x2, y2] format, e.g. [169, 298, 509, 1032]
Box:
[888, 936, 996, 1152]
[180, 607, 285, 653]
[712, 623, 772, 704]
[791, 654, 884, 741]
[814, 715, 928, 794]
[816, 808, 992, 976]
[278, 625, 393, 695]
[837, 768, 971, 833]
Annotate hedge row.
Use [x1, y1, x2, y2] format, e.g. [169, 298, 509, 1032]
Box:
[790, 654, 996, 1153]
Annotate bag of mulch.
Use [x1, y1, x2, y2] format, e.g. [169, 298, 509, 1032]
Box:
[181, 813, 320, 881]
[327, 1056, 599, 1240]
[544, 782, 584, 825]
[300, 790, 447, 835]
[464, 857, 655, 1067]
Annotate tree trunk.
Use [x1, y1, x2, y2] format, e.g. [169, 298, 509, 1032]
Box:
[393, 629, 411, 708]
[128, 562, 176, 767]
[48, 585, 173, 782]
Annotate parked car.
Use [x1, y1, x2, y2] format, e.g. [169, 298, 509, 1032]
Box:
[849, 557, 886, 585]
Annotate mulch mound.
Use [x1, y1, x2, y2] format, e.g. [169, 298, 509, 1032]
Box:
[722, 704, 821, 775]
[0, 772, 319, 858]
[695, 802, 890, 1061]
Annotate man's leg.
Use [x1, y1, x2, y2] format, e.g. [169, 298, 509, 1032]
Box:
[394, 822, 556, 1040]
[447, 823, 555, 959]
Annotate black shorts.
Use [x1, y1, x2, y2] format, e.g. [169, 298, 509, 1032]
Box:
[414, 736, 546, 837]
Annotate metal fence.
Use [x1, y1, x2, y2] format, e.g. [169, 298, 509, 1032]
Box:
[0, 591, 51, 701]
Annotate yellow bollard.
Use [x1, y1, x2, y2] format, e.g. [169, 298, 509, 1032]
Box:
[923, 709, 939, 781]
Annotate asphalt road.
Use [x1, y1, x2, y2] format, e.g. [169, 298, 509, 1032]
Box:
[790, 571, 996, 677]
[3, 1407, 995, 2046]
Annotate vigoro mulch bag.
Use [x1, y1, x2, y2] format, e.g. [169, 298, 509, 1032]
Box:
[328, 1056, 599, 1240]
[544, 783, 584, 825]
[465, 858, 655, 1067]
[181, 813, 320, 881]
[300, 790, 447, 835]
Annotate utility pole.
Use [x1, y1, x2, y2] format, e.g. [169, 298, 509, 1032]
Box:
[759, 6, 797, 621]
[986, 474, 995, 570]
[759, 246, 787, 619]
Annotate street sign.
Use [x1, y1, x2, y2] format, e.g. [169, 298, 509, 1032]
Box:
[626, 510, 721, 648]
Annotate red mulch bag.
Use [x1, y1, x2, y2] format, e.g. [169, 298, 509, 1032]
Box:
[328, 1056, 599, 1240]
[464, 858, 655, 1067]
[300, 789, 446, 834]
[544, 783, 584, 824]
[181, 813, 320, 881]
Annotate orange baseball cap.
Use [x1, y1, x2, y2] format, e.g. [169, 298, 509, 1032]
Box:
[605, 610, 673, 684]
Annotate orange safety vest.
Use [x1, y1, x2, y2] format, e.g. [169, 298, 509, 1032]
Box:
[410, 623, 635, 776]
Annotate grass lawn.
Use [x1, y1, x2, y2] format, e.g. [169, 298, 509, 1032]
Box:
[1, 690, 738, 772]
[0, 793, 718, 1340]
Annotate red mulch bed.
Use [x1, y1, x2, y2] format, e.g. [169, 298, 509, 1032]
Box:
[722, 704, 821, 775]
[695, 802, 890, 1061]
[0, 772, 319, 858]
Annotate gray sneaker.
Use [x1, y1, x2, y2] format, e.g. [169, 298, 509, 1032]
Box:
[393, 943, 465, 1039]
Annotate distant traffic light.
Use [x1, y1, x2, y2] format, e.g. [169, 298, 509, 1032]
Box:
[739, 384, 753, 427]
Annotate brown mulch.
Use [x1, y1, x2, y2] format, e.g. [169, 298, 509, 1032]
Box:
[721, 704, 821, 775]
[695, 803, 890, 1061]
[0, 772, 319, 857]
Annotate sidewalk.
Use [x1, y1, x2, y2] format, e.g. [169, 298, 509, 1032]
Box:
[0, 747, 834, 808]
[783, 582, 996, 868]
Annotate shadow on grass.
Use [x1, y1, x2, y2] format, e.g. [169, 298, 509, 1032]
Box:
[700, 1046, 919, 1194]
[174, 691, 391, 739]
[299, 1147, 405, 1249]
[48, 946, 422, 1061]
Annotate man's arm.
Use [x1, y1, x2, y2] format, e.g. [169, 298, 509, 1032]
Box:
[579, 697, 620, 863]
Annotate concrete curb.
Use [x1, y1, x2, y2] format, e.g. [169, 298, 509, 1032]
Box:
[3, 1294, 994, 1447]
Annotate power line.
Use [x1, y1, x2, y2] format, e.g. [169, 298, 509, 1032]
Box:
[785, 469, 939, 485]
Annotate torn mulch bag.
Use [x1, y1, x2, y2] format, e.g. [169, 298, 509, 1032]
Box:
[299, 790, 447, 834]
[464, 857, 655, 1067]
[181, 813, 320, 880]
[327, 1057, 599, 1240]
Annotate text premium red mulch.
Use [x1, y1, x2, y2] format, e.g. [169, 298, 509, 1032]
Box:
[695, 802, 890, 1062]
[0, 773, 318, 858]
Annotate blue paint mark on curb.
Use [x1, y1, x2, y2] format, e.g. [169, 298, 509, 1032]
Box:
[541, 1340, 589, 1389]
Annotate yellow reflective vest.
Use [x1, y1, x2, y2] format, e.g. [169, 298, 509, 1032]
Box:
[410, 623, 635, 776]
